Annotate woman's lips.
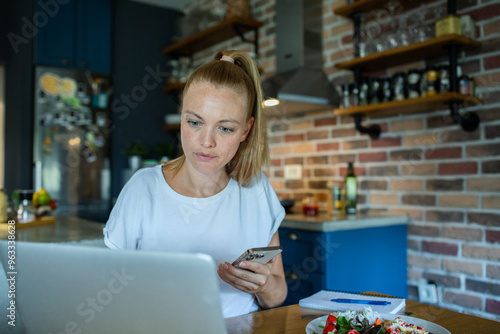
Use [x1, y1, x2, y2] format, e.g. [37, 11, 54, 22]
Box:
[195, 153, 216, 162]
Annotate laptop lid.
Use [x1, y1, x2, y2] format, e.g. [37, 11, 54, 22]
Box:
[0, 241, 227, 334]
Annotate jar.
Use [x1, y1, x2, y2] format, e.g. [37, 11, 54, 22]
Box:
[392, 72, 406, 101]
[359, 79, 369, 106]
[438, 65, 450, 93]
[459, 74, 470, 95]
[17, 190, 35, 223]
[407, 69, 421, 98]
[381, 77, 392, 102]
[426, 66, 438, 96]
[341, 84, 350, 108]
[419, 69, 428, 97]
[349, 84, 359, 108]
[369, 78, 381, 104]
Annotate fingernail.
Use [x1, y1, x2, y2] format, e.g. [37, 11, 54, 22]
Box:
[239, 261, 247, 268]
[223, 263, 229, 270]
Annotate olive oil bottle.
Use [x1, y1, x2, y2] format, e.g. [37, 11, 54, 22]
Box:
[345, 162, 357, 214]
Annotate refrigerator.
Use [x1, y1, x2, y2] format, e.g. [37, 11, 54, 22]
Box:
[33, 66, 112, 222]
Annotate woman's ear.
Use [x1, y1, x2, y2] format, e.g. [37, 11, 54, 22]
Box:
[240, 116, 254, 142]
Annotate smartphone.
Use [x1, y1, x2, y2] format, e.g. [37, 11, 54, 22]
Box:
[232, 246, 283, 267]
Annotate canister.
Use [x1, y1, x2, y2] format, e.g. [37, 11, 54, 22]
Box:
[435, 15, 461, 37]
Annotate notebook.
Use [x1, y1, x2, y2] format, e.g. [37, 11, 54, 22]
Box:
[299, 290, 405, 314]
[0, 241, 227, 334]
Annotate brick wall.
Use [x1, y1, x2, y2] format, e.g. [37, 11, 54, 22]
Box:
[182, 0, 500, 321]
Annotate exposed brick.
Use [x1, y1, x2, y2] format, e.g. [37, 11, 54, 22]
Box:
[443, 291, 482, 310]
[313, 168, 336, 177]
[425, 147, 462, 160]
[466, 279, 500, 296]
[360, 180, 387, 190]
[331, 154, 356, 164]
[343, 139, 368, 150]
[314, 117, 337, 127]
[371, 137, 402, 148]
[427, 179, 463, 191]
[408, 225, 439, 237]
[466, 2, 500, 21]
[309, 180, 328, 189]
[478, 108, 500, 123]
[463, 244, 500, 261]
[339, 166, 366, 176]
[487, 264, 500, 279]
[441, 129, 480, 143]
[404, 133, 439, 147]
[317, 142, 339, 151]
[369, 165, 399, 177]
[468, 212, 500, 227]
[466, 143, 500, 157]
[271, 145, 291, 155]
[270, 122, 289, 132]
[422, 241, 458, 255]
[438, 162, 478, 175]
[284, 157, 304, 165]
[484, 18, 500, 37]
[390, 149, 424, 162]
[268, 135, 284, 144]
[285, 180, 305, 189]
[426, 210, 464, 223]
[306, 156, 328, 165]
[290, 120, 313, 131]
[359, 152, 387, 162]
[306, 130, 329, 140]
[285, 134, 304, 142]
[486, 125, 500, 139]
[443, 259, 483, 276]
[483, 160, 500, 174]
[484, 55, 500, 71]
[466, 36, 500, 57]
[442, 226, 483, 241]
[408, 254, 440, 269]
[292, 143, 315, 153]
[486, 299, 500, 316]
[427, 114, 455, 129]
[484, 195, 500, 209]
[422, 272, 460, 288]
[401, 163, 436, 176]
[402, 194, 436, 206]
[467, 177, 500, 191]
[390, 179, 424, 191]
[331, 127, 357, 138]
[438, 194, 479, 208]
[457, 0, 478, 12]
[407, 239, 419, 251]
[270, 158, 281, 167]
[391, 118, 424, 132]
[389, 208, 423, 221]
[369, 194, 399, 205]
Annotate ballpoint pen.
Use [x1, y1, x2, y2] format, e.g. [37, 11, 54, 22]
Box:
[331, 298, 391, 306]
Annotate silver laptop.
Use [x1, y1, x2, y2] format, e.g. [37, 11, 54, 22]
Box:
[0, 241, 227, 334]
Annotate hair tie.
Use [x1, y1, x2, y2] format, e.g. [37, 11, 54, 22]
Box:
[220, 55, 235, 64]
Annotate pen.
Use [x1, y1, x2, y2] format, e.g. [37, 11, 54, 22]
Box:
[330, 298, 391, 306]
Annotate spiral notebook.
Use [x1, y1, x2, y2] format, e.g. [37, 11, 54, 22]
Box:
[299, 290, 405, 314]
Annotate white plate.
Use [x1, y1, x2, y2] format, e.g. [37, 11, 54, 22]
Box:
[305, 313, 451, 334]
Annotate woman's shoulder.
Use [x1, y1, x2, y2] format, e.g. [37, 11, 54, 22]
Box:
[124, 165, 163, 189]
[242, 172, 273, 195]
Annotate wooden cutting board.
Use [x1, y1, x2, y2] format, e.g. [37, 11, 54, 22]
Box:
[0, 216, 56, 230]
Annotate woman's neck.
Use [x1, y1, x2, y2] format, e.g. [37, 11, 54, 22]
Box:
[163, 164, 230, 198]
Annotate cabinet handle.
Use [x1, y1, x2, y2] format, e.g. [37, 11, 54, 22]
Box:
[286, 232, 299, 240]
[285, 271, 299, 280]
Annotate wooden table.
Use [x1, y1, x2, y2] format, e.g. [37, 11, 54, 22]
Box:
[225, 299, 500, 333]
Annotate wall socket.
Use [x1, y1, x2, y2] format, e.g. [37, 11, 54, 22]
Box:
[418, 281, 438, 304]
[284, 164, 302, 180]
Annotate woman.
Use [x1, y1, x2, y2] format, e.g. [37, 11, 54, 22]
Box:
[103, 50, 287, 318]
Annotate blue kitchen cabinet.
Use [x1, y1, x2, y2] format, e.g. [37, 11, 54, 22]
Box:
[35, 0, 111, 73]
[279, 224, 407, 305]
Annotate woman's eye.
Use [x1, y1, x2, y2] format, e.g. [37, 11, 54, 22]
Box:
[188, 120, 199, 127]
[220, 127, 233, 133]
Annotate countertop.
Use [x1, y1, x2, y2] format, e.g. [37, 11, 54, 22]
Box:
[0, 215, 105, 244]
[281, 211, 409, 232]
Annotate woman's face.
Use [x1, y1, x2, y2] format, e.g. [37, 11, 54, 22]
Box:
[180, 82, 254, 177]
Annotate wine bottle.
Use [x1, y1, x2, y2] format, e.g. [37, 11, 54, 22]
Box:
[345, 162, 357, 214]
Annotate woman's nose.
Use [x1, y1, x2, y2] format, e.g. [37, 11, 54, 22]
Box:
[200, 129, 216, 148]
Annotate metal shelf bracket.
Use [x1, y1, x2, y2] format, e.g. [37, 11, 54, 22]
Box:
[354, 113, 381, 139]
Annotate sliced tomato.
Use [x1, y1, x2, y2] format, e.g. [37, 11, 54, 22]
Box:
[323, 314, 338, 334]
[346, 330, 360, 334]
[375, 318, 382, 326]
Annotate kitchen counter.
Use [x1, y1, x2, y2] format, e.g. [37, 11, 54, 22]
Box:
[0, 215, 105, 244]
[281, 211, 409, 232]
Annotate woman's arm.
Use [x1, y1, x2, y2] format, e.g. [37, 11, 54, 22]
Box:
[217, 231, 288, 309]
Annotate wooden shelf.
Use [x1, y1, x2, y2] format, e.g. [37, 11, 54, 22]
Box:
[335, 34, 481, 72]
[333, 93, 482, 117]
[334, 0, 435, 18]
[162, 16, 263, 57]
[163, 123, 181, 131]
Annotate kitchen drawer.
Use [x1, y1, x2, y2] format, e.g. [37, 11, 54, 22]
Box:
[279, 228, 327, 274]
[283, 269, 322, 306]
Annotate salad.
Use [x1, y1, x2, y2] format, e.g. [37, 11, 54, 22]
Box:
[317, 307, 430, 334]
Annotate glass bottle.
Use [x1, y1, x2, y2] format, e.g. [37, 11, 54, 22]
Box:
[345, 162, 357, 215]
[17, 190, 35, 223]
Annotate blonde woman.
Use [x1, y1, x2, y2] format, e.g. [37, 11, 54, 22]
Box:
[104, 50, 287, 317]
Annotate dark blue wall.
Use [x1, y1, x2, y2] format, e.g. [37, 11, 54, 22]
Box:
[111, 1, 181, 199]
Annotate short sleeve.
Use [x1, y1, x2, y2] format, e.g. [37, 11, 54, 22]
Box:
[259, 173, 286, 244]
[103, 171, 147, 249]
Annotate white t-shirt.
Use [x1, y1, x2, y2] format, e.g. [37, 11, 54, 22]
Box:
[103, 164, 285, 318]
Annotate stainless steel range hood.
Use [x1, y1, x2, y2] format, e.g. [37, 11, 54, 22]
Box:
[262, 0, 339, 114]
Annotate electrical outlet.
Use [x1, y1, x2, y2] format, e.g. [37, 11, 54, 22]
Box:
[418, 282, 438, 304]
[284, 165, 302, 180]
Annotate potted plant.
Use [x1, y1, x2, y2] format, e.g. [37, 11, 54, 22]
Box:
[123, 142, 149, 170]
[154, 142, 175, 163]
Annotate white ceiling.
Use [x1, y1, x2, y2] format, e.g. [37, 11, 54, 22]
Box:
[129, 0, 192, 11]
